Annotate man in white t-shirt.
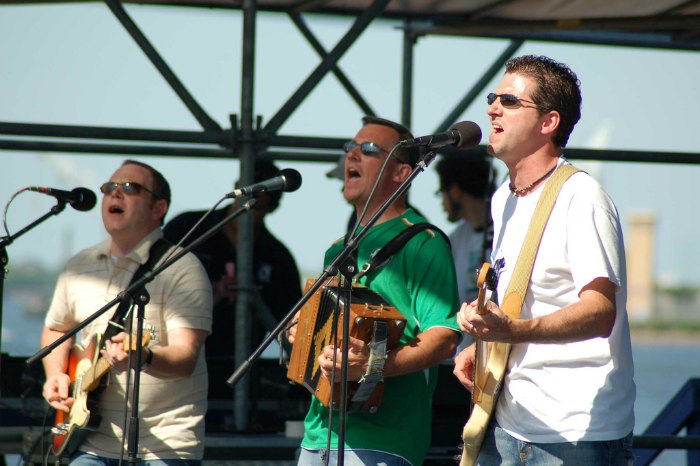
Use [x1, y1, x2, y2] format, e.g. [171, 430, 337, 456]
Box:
[453, 55, 635, 465]
[435, 154, 494, 351]
[41, 160, 212, 465]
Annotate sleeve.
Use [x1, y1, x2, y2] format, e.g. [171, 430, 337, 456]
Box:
[405, 233, 461, 333]
[566, 185, 625, 293]
[44, 267, 77, 331]
[161, 253, 213, 334]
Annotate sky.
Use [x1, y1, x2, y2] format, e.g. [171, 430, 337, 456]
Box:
[1, 2, 700, 287]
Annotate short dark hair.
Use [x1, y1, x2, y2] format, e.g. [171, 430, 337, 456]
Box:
[248, 159, 283, 212]
[435, 154, 494, 199]
[505, 55, 582, 148]
[122, 159, 171, 224]
[361, 116, 420, 166]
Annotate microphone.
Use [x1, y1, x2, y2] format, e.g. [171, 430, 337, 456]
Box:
[399, 121, 482, 150]
[27, 186, 97, 211]
[226, 168, 302, 199]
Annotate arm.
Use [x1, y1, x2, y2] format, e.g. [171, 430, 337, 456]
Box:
[319, 327, 459, 381]
[41, 326, 74, 412]
[103, 327, 208, 378]
[459, 277, 617, 344]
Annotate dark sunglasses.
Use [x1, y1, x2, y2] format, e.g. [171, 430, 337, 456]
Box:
[343, 140, 389, 157]
[487, 92, 539, 109]
[100, 181, 159, 198]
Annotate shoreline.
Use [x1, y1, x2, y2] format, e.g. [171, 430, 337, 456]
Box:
[631, 328, 700, 345]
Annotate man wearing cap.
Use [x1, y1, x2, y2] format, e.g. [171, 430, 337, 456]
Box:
[288, 117, 461, 466]
[164, 160, 302, 421]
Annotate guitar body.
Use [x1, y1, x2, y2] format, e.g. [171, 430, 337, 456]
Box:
[52, 336, 104, 456]
[459, 341, 511, 466]
[51, 331, 152, 457]
[459, 261, 507, 466]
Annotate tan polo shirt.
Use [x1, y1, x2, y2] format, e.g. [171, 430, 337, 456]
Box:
[45, 228, 213, 459]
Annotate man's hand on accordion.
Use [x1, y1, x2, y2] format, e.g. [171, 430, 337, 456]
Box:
[318, 336, 370, 382]
[285, 311, 300, 345]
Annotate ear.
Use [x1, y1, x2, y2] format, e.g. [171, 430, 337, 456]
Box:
[448, 184, 461, 199]
[541, 109, 560, 138]
[153, 199, 168, 223]
[392, 162, 413, 183]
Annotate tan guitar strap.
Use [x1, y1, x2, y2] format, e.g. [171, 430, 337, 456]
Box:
[500, 163, 580, 318]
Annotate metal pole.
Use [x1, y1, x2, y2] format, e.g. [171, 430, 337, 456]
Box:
[233, 0, 257, 431]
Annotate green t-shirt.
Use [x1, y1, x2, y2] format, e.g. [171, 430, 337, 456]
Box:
[301, 208, 460, 466]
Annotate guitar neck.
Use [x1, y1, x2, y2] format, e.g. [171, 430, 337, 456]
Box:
[81, 357, 113, 393]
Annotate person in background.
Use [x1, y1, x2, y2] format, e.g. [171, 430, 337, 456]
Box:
[435, 153, 494, 351]
[454, 55, 635, 465]
[163, 159, 302, 423]
[41, 159, 212, 464]
[289, 116, 461, 466]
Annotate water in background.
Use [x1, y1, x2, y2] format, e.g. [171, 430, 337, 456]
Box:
[2, 297, 699, 465]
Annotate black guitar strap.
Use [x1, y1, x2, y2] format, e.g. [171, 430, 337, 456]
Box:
[101, 237, 173, 346]
[353, 222, 450, 280]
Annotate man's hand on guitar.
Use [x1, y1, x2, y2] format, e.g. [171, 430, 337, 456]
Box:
[101, 332, 149, 372]
[43, 373, 73, 413]
[318, 336, 370, 381]
[457, 299, 513, 342]
[453, 344, 476, 392]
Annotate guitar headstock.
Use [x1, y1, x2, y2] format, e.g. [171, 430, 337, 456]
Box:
[475, 259, 505, 315]
[122, 325, 156, 351]
[484, 258, 505, 291]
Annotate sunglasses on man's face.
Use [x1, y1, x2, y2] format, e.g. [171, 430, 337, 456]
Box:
[487, 92, 539, 109]
[343, 140, 390, 157]
[100, 181, 158, 198]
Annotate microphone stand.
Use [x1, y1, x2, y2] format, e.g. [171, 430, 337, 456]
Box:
[226, 150, 438, 465]
[0, 200, 68, 383]
[26, 199, 257, 464]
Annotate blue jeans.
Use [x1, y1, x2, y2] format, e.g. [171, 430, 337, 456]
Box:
[477, 422, 634, 466]
[70, 451, 201, 466]
[297, 447, 412, 466]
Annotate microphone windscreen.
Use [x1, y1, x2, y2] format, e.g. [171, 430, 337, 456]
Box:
[280, 168, 302, 193]
[72, 187, 97, 211]
[451, 121, 482, 149]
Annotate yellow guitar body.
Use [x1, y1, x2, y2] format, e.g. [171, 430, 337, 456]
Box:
[459, 341, 511, 466]
[459, 261, 510, 466]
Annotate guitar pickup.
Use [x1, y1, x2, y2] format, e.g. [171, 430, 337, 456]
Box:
[51, 423, 69, 435]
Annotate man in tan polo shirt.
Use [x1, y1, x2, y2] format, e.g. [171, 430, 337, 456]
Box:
[41, 159, 213, 465]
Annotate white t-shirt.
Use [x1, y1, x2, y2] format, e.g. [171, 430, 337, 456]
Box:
[490, 158, 635, 443]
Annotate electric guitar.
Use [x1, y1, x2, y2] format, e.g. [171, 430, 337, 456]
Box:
[459, 259, 505, 466]
[50, 329, 154, 456]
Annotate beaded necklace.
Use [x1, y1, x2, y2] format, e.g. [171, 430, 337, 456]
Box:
[509, 164, 557, 197]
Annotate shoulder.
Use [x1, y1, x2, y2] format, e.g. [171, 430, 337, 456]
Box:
[395, 212, 451, 259]
[62, 240, 109, 275]
[560, 169, 618, 213]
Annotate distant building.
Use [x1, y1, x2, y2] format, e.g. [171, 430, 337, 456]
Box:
[627, 211, 656, 322]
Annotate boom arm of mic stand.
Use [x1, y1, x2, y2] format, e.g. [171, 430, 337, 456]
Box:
[25, 199, 258, 368]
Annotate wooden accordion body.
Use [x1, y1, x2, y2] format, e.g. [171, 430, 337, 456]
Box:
[287, 278, 406, 412]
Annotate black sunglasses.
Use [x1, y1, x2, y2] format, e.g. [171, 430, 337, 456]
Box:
[487, 92, 539, 109]
[100, 181, 159, 198]
[343, 140, 389, 157]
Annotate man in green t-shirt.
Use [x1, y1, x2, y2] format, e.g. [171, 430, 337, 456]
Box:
[288, 116, 461, 466]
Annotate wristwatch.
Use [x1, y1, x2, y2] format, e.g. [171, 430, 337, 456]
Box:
[140, 346, 154, 371]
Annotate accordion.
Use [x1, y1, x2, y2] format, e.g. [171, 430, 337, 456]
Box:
[287, 279, 406, 412]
